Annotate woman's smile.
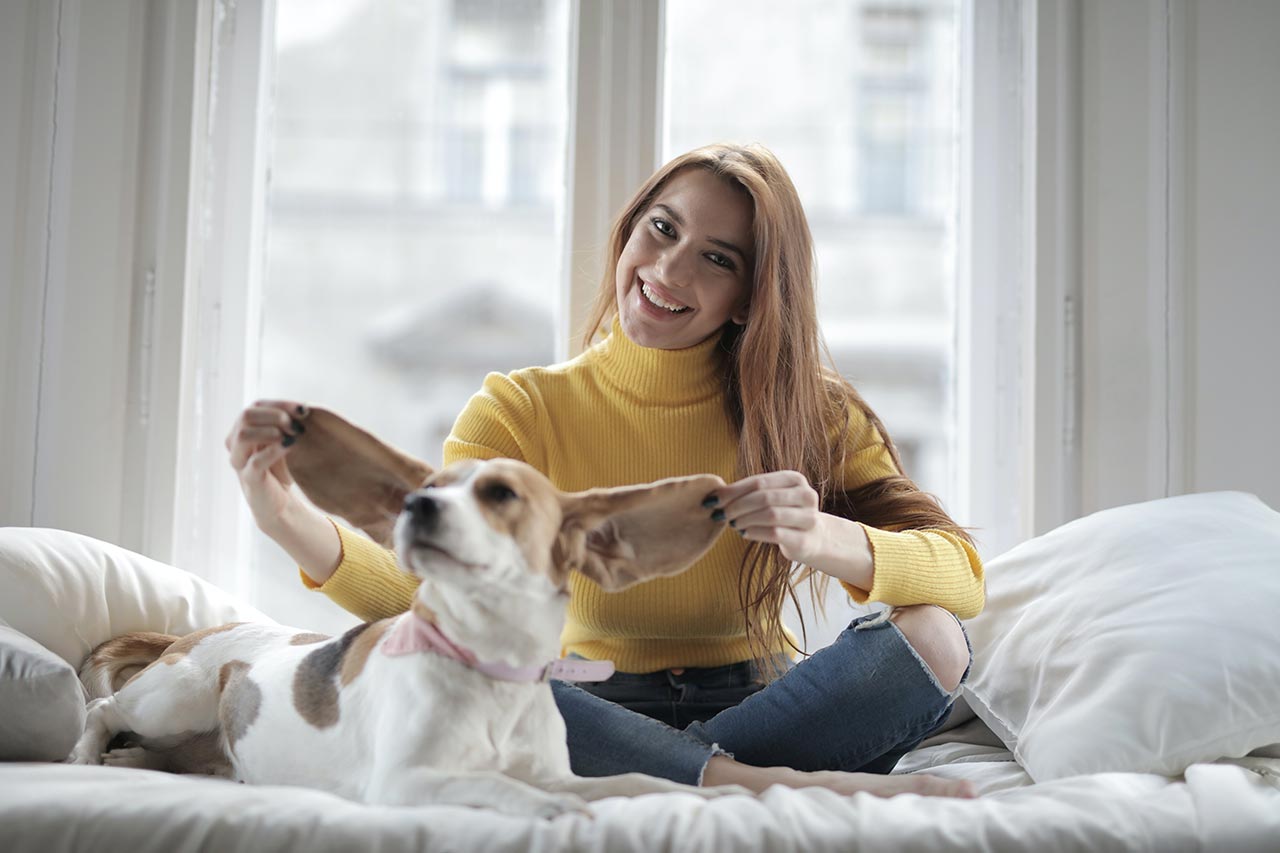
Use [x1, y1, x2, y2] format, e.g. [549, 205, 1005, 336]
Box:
[639, 280, 691, 314]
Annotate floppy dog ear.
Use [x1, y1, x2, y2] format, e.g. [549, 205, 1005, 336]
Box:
[286, 407, 435, 548]
[555, 474, 728, 592]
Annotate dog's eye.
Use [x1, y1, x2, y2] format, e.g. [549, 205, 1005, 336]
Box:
[483, 483, 518, 504]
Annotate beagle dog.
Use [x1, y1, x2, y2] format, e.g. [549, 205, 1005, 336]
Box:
[70, 408, 743, 817]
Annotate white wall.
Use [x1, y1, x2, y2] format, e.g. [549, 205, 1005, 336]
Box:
[0, 0, 203, 558]
[1080, 0, 1280, 516]
[1, 0, 148, 543]
[1187, 2, 1280, 504]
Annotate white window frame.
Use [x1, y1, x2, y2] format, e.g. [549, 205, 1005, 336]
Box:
[169, 0, 276, 590]
[956, 0, 1083, 558]
[561, 0, 665, 358]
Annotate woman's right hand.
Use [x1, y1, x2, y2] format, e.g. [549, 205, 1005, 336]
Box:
[226, 400, 344, 585]
[225, 400, 306, 533]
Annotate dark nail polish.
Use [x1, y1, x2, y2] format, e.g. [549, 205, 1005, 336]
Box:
[296, 405, 308, 417]
[290, 418, 306, 434]
[711, 509, 725, 522]
[728, 518, 736, 528]
[701, 494, 719, 508]
[282, 434, 296, 448]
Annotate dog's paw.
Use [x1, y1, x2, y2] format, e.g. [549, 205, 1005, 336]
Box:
[102, 746, 160, 770]
[66, 743, 105, 766]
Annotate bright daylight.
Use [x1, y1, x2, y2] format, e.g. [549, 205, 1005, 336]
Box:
[2, 1, 1278, 850]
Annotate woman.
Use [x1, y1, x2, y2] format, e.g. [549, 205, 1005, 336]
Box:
[228, 144, 983, 799]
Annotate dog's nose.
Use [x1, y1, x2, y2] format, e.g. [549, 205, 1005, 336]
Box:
[403, 492, 440, 529]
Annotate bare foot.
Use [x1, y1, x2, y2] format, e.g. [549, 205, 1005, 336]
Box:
[785, 768, 976, 799]
[701, 755, 976, 799]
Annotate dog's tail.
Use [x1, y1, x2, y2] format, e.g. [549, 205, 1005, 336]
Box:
[80, 632, 181, 699]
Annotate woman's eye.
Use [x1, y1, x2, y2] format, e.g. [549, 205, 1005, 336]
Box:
[484, 484, 518, 503]
[651, 217, 675, 237]
[707, 253, 734, 270]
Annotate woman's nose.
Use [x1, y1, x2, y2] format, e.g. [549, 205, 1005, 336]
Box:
[655, 244, 693, 288]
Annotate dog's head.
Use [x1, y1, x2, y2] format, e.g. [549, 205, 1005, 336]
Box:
[287, 408, 726, 599]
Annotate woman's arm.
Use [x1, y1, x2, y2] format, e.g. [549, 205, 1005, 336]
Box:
[226, 399, 417, 621]
[710, 469, 985, 619]
[266, 498, 343, 585]
[226, 400, 343, 583]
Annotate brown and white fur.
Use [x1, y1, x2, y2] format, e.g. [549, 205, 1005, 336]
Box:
[71, 408, 743, 817]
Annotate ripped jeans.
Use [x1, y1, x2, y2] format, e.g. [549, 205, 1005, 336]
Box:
[550, 609, 970, 785]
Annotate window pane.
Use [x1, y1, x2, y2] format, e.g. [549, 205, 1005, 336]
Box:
[664, 0, 958, 646]
[254, 0, 569, 633]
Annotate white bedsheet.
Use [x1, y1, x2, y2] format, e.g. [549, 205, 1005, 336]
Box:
[2, 720, 1277, 853]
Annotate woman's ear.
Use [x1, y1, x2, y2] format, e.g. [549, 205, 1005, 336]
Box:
[730, 300, 749, 326]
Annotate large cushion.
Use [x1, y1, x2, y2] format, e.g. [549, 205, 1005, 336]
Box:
[0, 623, 86, 761]
[0, 527, 275, 671]
[962, 491, 1280, 782]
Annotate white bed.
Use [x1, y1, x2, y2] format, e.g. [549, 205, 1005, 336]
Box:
[2, 491, 1279, 852]
[2, 717, 1277, 852]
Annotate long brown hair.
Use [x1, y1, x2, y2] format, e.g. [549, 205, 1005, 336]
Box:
[581, 143, 972, 676]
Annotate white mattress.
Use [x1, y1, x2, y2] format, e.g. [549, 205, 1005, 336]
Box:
[2, 718, 1278, 853]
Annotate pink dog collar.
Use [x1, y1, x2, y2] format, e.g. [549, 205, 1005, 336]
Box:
[382, 612, 615, 683]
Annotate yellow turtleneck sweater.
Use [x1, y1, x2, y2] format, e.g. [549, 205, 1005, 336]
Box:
[303, 320, 985, 673]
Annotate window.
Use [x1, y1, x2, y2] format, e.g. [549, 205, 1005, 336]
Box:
[664, 0, 959, 649]
[254, 0, 570, 633]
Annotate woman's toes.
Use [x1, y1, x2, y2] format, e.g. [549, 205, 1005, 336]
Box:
[913, 774, 977, 799]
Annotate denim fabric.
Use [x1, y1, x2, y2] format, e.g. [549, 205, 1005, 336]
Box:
[551, 609, 971, 785]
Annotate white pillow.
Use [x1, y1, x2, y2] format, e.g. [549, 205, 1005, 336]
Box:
[962, 491, 1280, 782]
[0, 527, 274, 669]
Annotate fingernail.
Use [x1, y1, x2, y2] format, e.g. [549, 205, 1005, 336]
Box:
[282, 434, 296, 448]
[710, 509, 725, 522]
[728, 518, 736, 528]
[737, 528, 746, 537]
[290, 418, 306, 435]
[701, 494, 719, 508]
[295, 405, 308, 417]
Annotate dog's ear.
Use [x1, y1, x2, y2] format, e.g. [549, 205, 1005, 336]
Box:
[286, 407, 434, 548]
[554, 474, 727, 592]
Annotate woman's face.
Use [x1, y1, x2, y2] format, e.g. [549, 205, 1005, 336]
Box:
[614, 168, 753, 350]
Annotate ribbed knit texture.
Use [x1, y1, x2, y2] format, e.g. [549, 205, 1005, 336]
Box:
[304, 318, 985, 672]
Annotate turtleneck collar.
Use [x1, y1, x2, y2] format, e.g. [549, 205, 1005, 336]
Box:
[592, 316, 727, 405]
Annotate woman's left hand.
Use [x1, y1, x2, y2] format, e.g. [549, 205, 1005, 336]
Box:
[709, 471, 829, 565]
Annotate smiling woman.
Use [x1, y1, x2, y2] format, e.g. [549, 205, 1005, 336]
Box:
[613, 168, 753, 350]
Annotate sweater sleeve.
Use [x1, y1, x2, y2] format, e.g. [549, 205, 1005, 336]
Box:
[834, 407, 986, 619]
[298, 520, 418, 622]
[299, 372, 539, 619]
[442, 370, 539, 467]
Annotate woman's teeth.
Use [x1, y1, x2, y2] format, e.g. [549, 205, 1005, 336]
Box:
[641, 283, 689, 313]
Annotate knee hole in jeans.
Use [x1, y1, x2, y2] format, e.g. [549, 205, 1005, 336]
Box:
[889, 605, 969, 694]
